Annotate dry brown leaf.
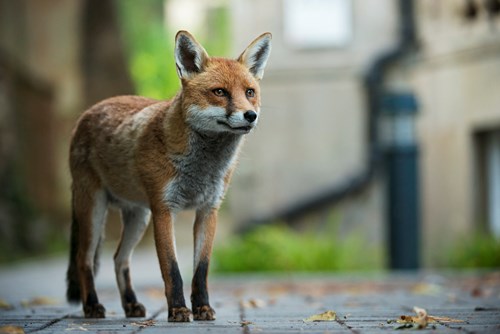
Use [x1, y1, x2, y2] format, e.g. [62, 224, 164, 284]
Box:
[144, 288, 164, 299]
[240, 298, 267, 309]
[428, 315, 464, 323]
[21, 297, 58, 307]
[304, 310, 337, 322]
[248, 298, 266, 308]
[395, 306, 464, 329]
[411, 283, 441, 295]
[131, 320, 156, 328]
[397, 306, 428, 329]
[0, 326, 24, 334]
[413, 306, 428, 328]
[65, 324, 88, 332]
[0, 299, 13, 310]
[267, 298, 278, 306]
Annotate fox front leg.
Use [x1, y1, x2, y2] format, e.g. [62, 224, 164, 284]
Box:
[191, 208, 217, 321]
[152, 207, 193, 322]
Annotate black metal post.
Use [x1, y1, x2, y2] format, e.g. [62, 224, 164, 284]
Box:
[387, 146, 420, 269]
[382, 93, 420, 269]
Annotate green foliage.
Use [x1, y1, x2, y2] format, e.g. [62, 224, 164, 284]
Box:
[447, 233, 500, 268]
[115, 0, 179, 99]
[0, 228, 67, 264]
[202, 6, 231, 56]
[213, 223, 383, 273]
[115, 1, 232, 100]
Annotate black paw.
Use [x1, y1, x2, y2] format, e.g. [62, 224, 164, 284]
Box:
[193, 305, 216, 321]
[84, 303, 106, 318]
[168, 306, 193, 322]
[125, 302, 146, 317]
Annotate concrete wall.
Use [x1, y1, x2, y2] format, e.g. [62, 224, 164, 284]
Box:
[412, 0, 500, 264]
[227, 0, 500, 266]
[226, 0, 397, 238]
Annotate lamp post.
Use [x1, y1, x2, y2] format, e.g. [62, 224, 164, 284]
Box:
[380, 92, 420, 269]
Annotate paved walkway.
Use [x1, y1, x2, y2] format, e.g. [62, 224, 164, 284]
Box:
[0, 251, 499, 333]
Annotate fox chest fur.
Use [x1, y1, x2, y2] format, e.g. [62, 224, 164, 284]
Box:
[163, 131, 241, 211]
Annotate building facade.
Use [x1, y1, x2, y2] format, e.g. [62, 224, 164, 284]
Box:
[226, 0, 500, 266]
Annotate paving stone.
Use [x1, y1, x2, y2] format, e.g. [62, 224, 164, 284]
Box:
[1, 255, 499, 333]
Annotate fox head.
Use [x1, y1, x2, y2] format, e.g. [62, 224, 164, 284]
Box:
[175, 30, 272, 135]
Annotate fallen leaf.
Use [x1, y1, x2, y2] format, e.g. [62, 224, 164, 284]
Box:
[267, 298, 278, 306]
[131, 320, 155, 328]
[144, 288, 164, 299]
[396, 308, 430, 330]
[395, 323, 419, 330]
[413, 306, 428, 328]
[0, 326, 24, 334]
[471, 286, 483, 297]
[0, 299, 13, 310]
[395, 306, 464, 329]
[240, 320, 254, 327]
[304, 310, 337, 322]
[21, 297, 58, 307]
[428, 315, 464, 323]
[65, 325, 88, 332]
[411, 283, 441, 296]
[239, 298, 267, 309]
[248, 298, 266, 308]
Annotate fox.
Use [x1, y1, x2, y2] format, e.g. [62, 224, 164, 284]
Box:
[65, 30, 271, 322]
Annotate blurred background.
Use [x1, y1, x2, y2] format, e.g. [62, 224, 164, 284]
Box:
[1, 0, 500, 273]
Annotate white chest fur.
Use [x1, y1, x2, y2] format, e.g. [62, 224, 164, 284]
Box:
[163, 132, 241, 211]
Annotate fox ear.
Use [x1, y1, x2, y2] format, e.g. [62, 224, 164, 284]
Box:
[175, 31, 209, 80]
[238, 33, 272, 80]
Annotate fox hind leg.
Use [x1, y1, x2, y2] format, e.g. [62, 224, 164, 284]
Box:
[73, 187, 108, 318]
[114, 206, 150, 317]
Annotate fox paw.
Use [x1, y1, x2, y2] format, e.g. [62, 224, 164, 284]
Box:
[193, 305, 216, 321]
[84, 303, 106, 318]
[125, 302, 146, 318]
[168, 307, 193, 322]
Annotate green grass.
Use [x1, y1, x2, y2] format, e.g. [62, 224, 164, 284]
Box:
[446, 233, 500, 268]
[0, 228, 67, 264]
[213, 223, 383, 273]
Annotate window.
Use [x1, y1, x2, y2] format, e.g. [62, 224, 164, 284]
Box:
[283, 0, 353, 49]
[475, 129, 500, 237]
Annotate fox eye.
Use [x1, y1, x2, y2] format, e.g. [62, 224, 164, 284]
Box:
[246, 88, 255, 98]
[212, 88, 227, 97]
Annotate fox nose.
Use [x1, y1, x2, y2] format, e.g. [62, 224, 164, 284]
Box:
[244, 110, 257, 123]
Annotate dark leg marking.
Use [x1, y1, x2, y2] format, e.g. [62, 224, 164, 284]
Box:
[84, 290, 106, 318]
[167, 261, 192, 322]
[82, 266, 106, 318]
[122, 268, 146, 317]
[191, 260, 215, 321]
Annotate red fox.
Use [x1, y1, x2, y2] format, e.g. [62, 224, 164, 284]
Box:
[66, 30, 271, 322]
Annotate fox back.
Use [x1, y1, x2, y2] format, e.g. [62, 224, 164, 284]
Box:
[66, 31, 271, 322]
